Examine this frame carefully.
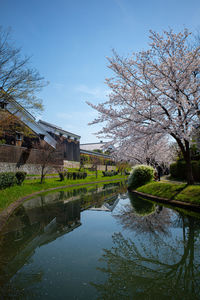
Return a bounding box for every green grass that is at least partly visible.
[136,181,200,204]
[175,185,200,204]
[0,173,127,212]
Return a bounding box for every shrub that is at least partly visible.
[72,172,77,180]
[15,171,27,185]
[0,172,16,189]
[128,165,155,189]
[65,171,87,180]
[58,171,65,181]
[66,172,73,180]
[102,170,118,177]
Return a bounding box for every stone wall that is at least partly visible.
[83,164,116,171]
[63,160,80,169]
[63,161,116,171]
[0,162,60,175]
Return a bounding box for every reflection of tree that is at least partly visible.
[0,270,43,299]
[114,193,172,236]
[92,217,200,300]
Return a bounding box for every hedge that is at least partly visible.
[170,160,200,182]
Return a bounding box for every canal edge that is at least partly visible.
[0,178,126,232]
[132,190,200,212]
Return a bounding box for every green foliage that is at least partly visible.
[15,171,27,185]
[80,153,114,166]
[170,160,200,182]
[0,172,16,189]
[0,139,6,145]
[93,149,103,153]
[102,171,118,177]
[128,165,155,189]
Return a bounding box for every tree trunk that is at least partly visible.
[96,166,98,179]
[184,141,194,185]
[40,166,45,184]
[173,136,194,185]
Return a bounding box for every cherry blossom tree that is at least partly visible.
[112,133,172,167]
[87,29,200,184]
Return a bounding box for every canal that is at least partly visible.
[0,181,199,299]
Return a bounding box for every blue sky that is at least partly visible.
[1,0,200,142]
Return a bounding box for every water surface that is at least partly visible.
[0,182,199,299]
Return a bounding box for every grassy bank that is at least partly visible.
[0,173,127,212]
[136,182,200,204]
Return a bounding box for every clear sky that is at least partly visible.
[1,0,200,143]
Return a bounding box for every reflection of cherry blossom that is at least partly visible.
[92,216,200,299]
[114,203,172,236]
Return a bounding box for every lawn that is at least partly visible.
[136,181,200,205]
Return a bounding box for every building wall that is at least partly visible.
[0,144,63,174]
[63,139,80,162]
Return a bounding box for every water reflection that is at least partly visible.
[1,183,200,299]
[0,181,126,296]
[92,193,200,300]
[114,192,172,236]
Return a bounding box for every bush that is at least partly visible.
[128,165,155,189]
[0,172,16,189]
[58,171,65,181]
[15,171,27,185]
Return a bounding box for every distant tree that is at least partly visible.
[87,29,200,184]
[113,134,172,167]
[0,27,46,125]
[116,160,129,175]
[39,140,62,184]
[90,155,99,179]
